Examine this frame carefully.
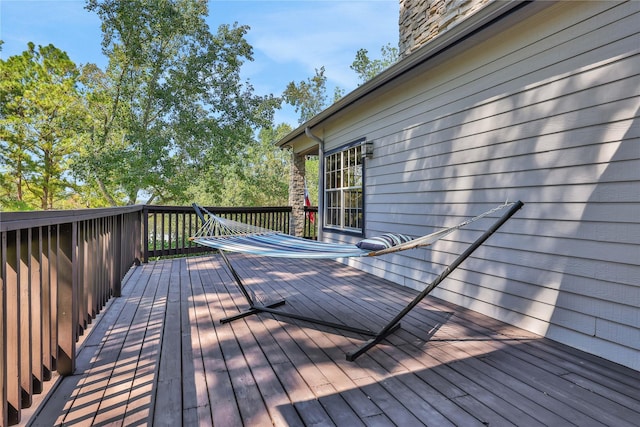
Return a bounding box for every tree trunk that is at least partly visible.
[97,177,119,206]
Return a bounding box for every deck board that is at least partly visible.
[26,253,640,426]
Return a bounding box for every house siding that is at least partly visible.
[322,1,639,370]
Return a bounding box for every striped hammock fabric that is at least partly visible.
[190,201,515,259]
[192,232,369,258]
[190,210,369,258]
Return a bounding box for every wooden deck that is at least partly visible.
[26,254,639,426]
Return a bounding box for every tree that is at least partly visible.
[80,0,280,205]
[186,123,292,206]
[0,43,87,210]
[350,42,398,84]
[283,66,329,125]
[239,124,292,206]
[73,62,130,207]
[283,43,398,127]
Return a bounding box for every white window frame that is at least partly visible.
[323,138,365,234]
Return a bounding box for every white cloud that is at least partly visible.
[225,1,398,92]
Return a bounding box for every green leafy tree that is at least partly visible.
[283,66,329,125]
[74,62,130,207]
[80,0,280,205]
[238,124,292,206]
[283,43,397,127]
[0,43,87,210]
[188,123,292,206]
[350,42,399,84]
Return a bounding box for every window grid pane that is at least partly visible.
[324,143,364,232]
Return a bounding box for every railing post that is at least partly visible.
[57,222,77,376]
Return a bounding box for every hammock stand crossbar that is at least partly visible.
[192,200,524,361]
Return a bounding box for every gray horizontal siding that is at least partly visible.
[326,3,638,146]
[324,1,640,370]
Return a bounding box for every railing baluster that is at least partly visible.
[19,229,32,408]
[90,219,96,317]
[181,212,186,256]
[30,227,43,394]
[41,226,52,381]
[6,230,20,424]
[56,222,77,376]
[160,213,165,258]
[152,213,158,256]
[94,218,101,316]
[168,212,173,256]
[142,208,149,263]
[134,211,142,266]
[103,218,111,305]
[113,215,122,298]
[49,225,58,373]
[1,231,7,427]
[77,222,86,335]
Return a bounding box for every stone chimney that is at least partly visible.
[399,0,490,58]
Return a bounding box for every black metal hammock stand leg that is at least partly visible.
[194,201,524,361]
[347,200,524,360]
[215,248,381,337]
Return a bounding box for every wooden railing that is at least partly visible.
[304,206,318,240]
[143,205,292,261]
[0,204,303,426]
[0,206,143,426]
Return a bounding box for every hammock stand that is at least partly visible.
[191,200,524,361]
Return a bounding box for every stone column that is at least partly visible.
[289,151,306,237]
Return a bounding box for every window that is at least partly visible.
[324,139,364,233]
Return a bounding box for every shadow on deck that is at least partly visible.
[26,254,640,426]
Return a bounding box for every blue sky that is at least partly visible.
[0,0,399,126]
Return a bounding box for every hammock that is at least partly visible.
[191,201,517,259]
[191,200,524,361]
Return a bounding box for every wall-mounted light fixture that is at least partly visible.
[361,140,374,159]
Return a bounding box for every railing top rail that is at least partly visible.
[0,204,293,232]
[0,205,144,232]
[144,205,292,214]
